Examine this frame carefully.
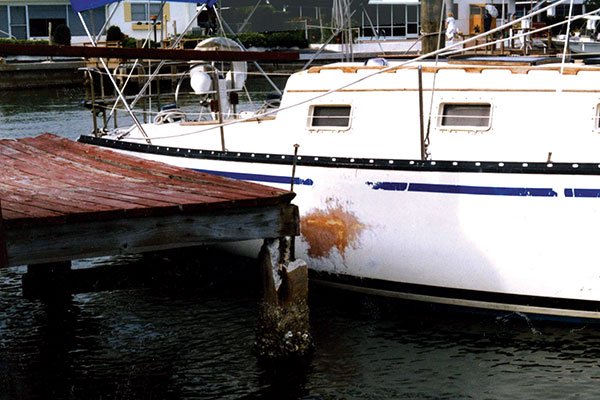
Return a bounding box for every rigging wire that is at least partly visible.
[423,1,447,160]
[561,0,576,74]
[118,1,600,142]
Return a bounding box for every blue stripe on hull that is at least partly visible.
[565,188,600,198]
[194,169,314,186]
[367,181,558,197]
[195,169,598,200]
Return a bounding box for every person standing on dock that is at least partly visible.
[445,12,459,46]
[483,4,498,32]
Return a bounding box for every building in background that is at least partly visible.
[0,1,197,44]
[0,0,593,45]
[0,1,106,41]
[360,0,421,40]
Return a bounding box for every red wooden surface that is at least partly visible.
[0,134,294,228]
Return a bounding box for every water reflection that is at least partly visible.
[2,250,600,399]
[0,87,89,140]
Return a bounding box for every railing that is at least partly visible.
[83,41,122,48]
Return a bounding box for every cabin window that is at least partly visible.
[309,105,352,129]
[439,103,491,129]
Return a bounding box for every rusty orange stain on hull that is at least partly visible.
[300,201,365,259]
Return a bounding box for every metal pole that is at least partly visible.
[78,11,150,142]
[129,5,206,110]
[95,1,121,44]
[561,0,575,74]
[290,144,300,192]
[212,70,226,152]
[418,65,426,161]
[237,0,262,34]
[106,28,154,124]
[301,27,342,71]
[152,15,158,44]
[216,14,283,96]
[84,69,99,135]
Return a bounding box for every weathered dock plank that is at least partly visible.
[0,134,298,267]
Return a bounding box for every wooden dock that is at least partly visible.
[0,133,298,267]
[0,133,311,360]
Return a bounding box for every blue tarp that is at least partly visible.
[70,0,217,13]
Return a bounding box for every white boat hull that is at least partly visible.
[80,136,600,319]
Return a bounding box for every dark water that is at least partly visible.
[0,87,91,140]
[2,88,600,399]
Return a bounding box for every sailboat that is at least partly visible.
[73,0,600,321]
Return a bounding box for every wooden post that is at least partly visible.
[0,200,7,268]
[22,261,72,301]
[421,0,445,55]
[255,237,312,362]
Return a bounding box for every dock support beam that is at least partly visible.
[256,237,312,362]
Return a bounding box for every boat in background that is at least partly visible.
[553,16,600,53]
[74,0,600,321]
[553,34,600,53]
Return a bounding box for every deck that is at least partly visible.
[0,134,298,268]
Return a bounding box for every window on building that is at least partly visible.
[29,5,68,37]
[360,4,419,39]
[68,6,106,37]
[9,6,27,39]
[440,103,491,128]
[552,4,583,17]
[406,5,419,36]
[0,6,8,38]
[309,105,352,128]
[131,3,164,22]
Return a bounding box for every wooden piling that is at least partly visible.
[420,0,444,54]
[0,200,7,269]
[22,261,72,300]
[255,237,312,361]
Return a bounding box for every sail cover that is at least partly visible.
[70,0,217,13]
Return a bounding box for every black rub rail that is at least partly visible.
[79,135,600,176]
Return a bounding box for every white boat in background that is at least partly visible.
[306,40,421,60]
[553,16,600,53]
[73,0,600,321]
[553,34,600,53]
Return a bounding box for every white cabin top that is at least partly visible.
[271,56,600,163]
[115,56,600,164]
